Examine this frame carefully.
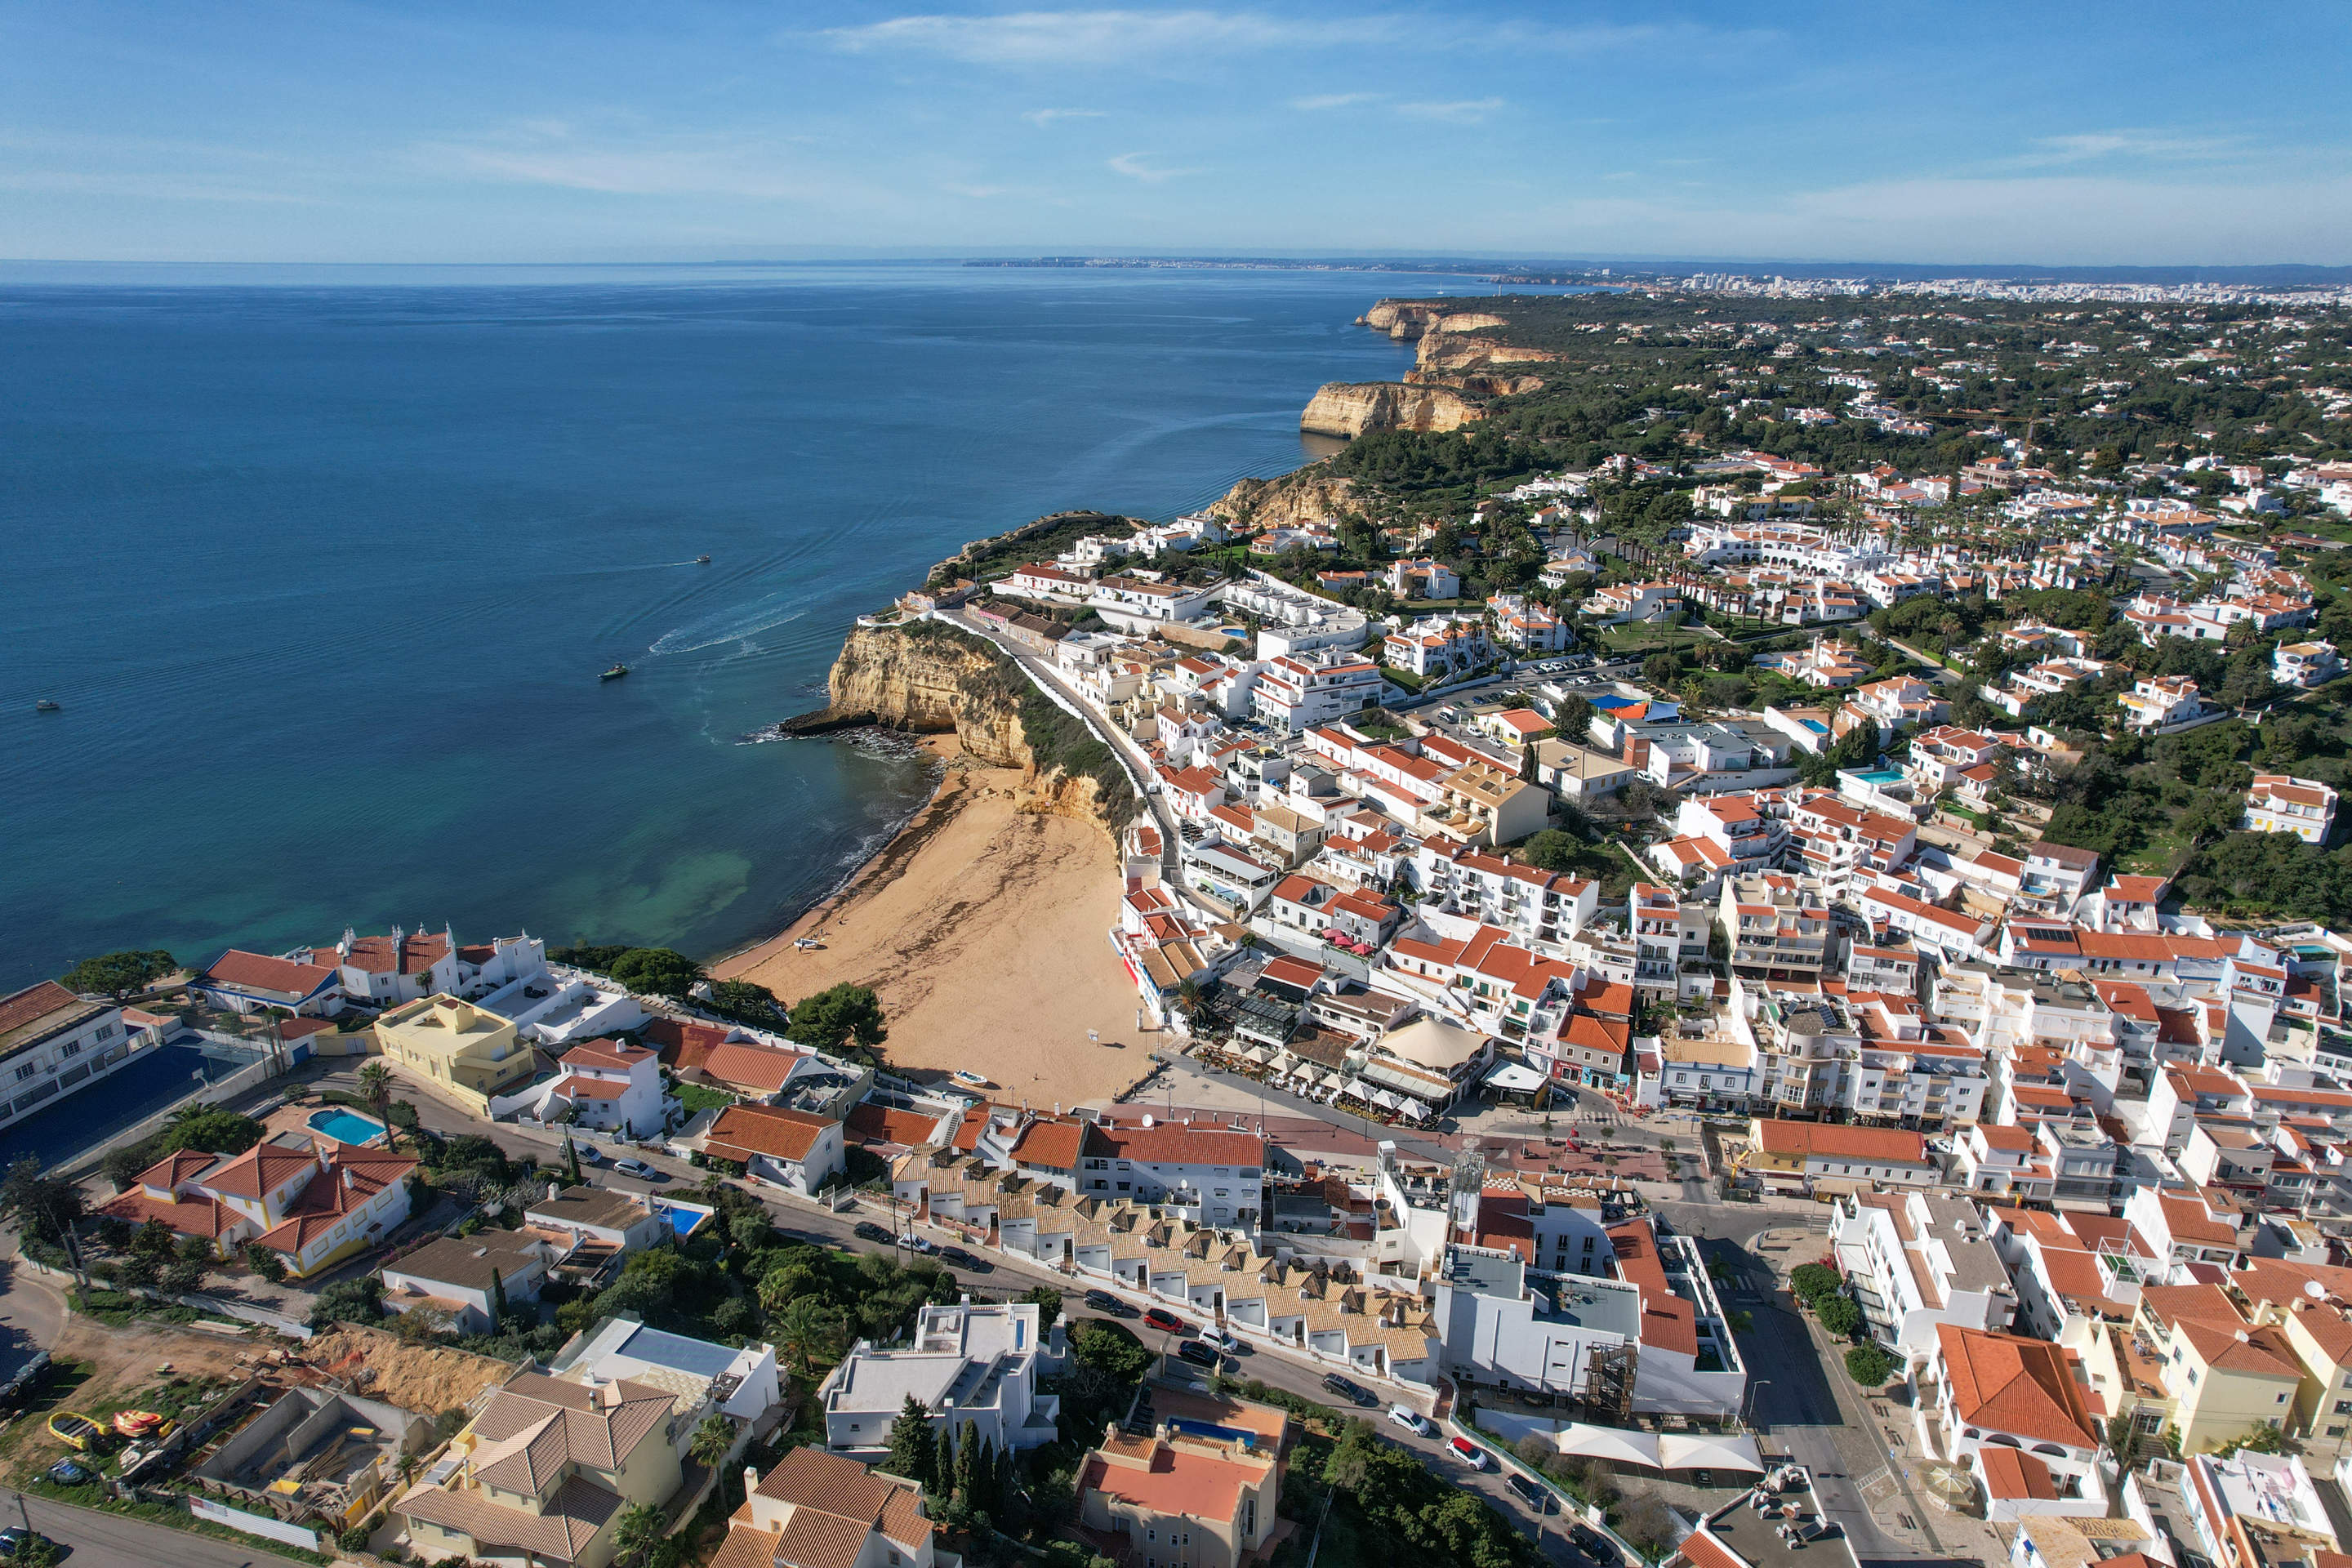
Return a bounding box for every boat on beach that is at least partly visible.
[600,664,630,681]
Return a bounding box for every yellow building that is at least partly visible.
[2230,1258,2352,1456]
[375,995,536,1115]
[2137,1283,2301,1453]
[399,1370,682,1568]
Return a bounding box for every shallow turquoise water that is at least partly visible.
[0,261,1459,987]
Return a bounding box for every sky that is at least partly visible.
[4,2,2350,266]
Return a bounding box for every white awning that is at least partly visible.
[1550,1423,1663,1469]
[1401,1098,1431,1121]
[1370,1088,1401,1111]
[1656,1432,1765,1473]
[1482,1060,1548,1094]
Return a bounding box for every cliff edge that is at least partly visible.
[788,620,1132,839]
[1300,381,1481,438]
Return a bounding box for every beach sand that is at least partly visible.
[715,737,1155,1108]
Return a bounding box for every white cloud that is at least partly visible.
[1108,151,1196,182]
[820,9,1364,65]
[1022,107,1107,126]
[2015,130,2243,167]
[1396,97,1503,123]
[1290,91,1377,111]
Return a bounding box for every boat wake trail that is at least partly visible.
[648,598,807,657]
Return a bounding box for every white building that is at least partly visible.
[1250,648,1383,733]
[1076,1120,1266,1231]
[504,1038,667,1138]
[1830,1192,2017,1362]
[553,1313,782,1428]
[817,1298,1060,1459]
[2245,774,2338,844]
[380,1228,559,1334]
[2274,640,2344,689]
[0,982,142,1133]
[2118,675,2207,732]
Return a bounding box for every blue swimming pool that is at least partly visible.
[1849,768,1908,786]
[307,1107,387,1147]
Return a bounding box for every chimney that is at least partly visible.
[743,1465,759,1496]
[548,1182,562,1201]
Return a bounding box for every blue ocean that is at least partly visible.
[0,261,1468,989]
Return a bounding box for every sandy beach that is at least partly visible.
[715,737,1156,1108]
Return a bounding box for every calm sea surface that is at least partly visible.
[0,261,1483,989]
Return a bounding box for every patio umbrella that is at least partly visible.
[1401,1098,1431,1121]
[1370,1089,1401,1111]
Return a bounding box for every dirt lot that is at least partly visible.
[0,1315,261,1483]
[302,1325,514,1415]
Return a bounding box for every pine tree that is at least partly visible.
[885,1396,935,1489]
[953,1419,981,1503]
[490,1267,508,1324]
[1519,742,1538,783]
[933,1423,956,1501]
[564,1137,582,1186]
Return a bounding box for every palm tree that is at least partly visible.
[689,1411,737,1470]
[610,1503,666,1568]
[356,1061,395,1139]
[777,1295,844,1375]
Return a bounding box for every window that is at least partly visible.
[96,1022,117,1040]
[11,1064,35,1083]
[58,1041,78,1059]
[2278,1392,2292,1405]
[1583,1236,1595,1253]
[2333,1401,2352,1416]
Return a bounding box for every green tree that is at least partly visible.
[608,948,704,998]
[707,979,784,1025]
[357,1060,395,1126]
[1816,1294,1863,1338]
[1788,1262,1842,1302]
[160,1107,265,1156]
[690,1410,737,1469]
[244,1241,287,1282]
[0,1156,84,1249]
[1020,1284,1063,1332]
[59,950,177,1000]
[609,1502,667,1568]
[777,1294,844,1374]
[954,1418,982,1503]
[1846,1343,1897,1384]
[309,1275,384,1330]
[933,1423,956,1500]
[564,1137,584,1187]
[784,984,889,1053]
[885,1395,936,1487]
[491,1267,509,1322]
[1520,829,1583,874]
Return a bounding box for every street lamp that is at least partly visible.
[1741,1379,1773,1432]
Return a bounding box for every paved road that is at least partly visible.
[0,1258,66,1386]
[7,1492,308,1568]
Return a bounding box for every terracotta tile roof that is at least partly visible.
[96,1187,238,1240]
[1979,1445,2058,1500]
[641,1013,739,1062]
[0,982,88,1039]
[1752,1119,1928,1165]
[398,1470,621,1564]
[323,931,450,977]
[201,1141,320,1200]
[1085,1121,1264,1168]
[692,1041,809,1095]
[1010,1119,1085,1171]
[706,1103,833,1165]
[844,1103,942,1148]
[753,1446,934,1552]
[1934,1324,2097,1449]
[1079,1440,1272,1526]
[559,1039,655,1074]
[198,951,338,996]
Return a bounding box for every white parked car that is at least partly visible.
[898,1233,938,1254]
[1199,1327,1240,1354]
[1386,1404,1435,1437]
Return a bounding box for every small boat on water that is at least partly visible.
[695,555,711,564]
[34,699,60,712]
[600,664,630,682]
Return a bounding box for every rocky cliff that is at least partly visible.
[1210,469,1361,527]
[1405,370,1548,396]
[1300,381,1481,438]
[788,621,1129,839]
[796,621,1032,768]
[1415,332,1555,375]
[1357,301,1509,341]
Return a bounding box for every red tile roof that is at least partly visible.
[1935,1325,2097,1449]
[199,951,338,997]
[0,982,84,1037]
[1085,1121,1264,1168]
[1753,1119,1928,1165]
[706,1104,833,1165]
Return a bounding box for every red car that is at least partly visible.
[1143,1307,1187,1334]
[1450,1437,1491,1470]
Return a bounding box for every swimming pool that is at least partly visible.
[1848,768,1909,786]
[307,1107,388,1147]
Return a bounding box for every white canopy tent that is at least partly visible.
[1655,1432,1765,1473]
[1548,1423,1663,1469]
[1481,1060,1548,1094]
